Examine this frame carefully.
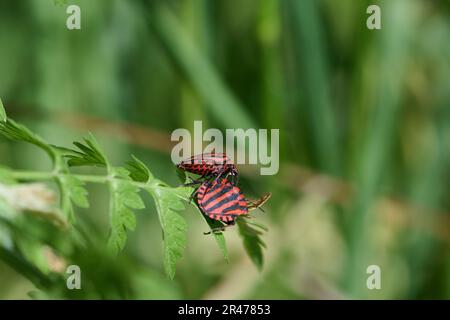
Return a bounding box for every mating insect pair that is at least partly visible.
[177,153,270,234]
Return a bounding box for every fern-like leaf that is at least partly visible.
[172,186,229,262]
[149,186,187,279]
[62,175,89,209]
[0,119,55,159]
[65,134,108,167]
[0,103,239,277]
[125,156,192,274]
[126,155,154,183]
[48,147,90,221]
[237,218,267,271]
[107,167,145,253]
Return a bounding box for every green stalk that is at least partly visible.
[0,245,55,289]
[284,0,340,174]
[11,170,106,184]
[147,2,256,129]
[342,0,414,297]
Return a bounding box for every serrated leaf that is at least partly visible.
[175,186,229,262]
[237,218,267,271]
[245,220,269,232]
[149,186,187,279]
[0,98,6,122]
[126,155,153,183]
[107,168,144,253]
[0,119,54,158]
[45,145,91,221]
[65,134,108,167]
[60,175,89,209]
[172,186,194,201]
[123,191,145,210]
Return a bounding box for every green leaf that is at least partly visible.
[46,145,90,221]
[237,218,267,271]
[61,175,89,208]
[107,168,145,253]
[126,155,153,183]
[65,134,108,167]
[149,186,187,279]
[0,118,91,222]
[175,167,186,184]
[241,218,269,232]
[173,186,229,262]
[202,215,229,263]
[0,119,55,159]
[0,98,6,122]
[171,186,193,201]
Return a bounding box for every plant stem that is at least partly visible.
[0,245,55,289]
[10,170,167,191]
[11,170,106,184]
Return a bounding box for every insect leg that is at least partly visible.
[182,180,203,187]
[212,168,232,185]
[203,220,235,235]
[190,188,200,204]
[180,174,207,187]
[247,200,266,213]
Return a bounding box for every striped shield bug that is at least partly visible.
[176,153,238,185]
[196,178,248,228]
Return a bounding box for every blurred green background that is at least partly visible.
[1,0,450,299]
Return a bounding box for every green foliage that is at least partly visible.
[0,98,6,122]
[172,180,229,262]
[56,175,89,222]
[0,104,267,285]
[150,186,188,279]
[108,167,145,253]
[1,0,449,299]
[65,134,108,168]
[126,155,154,183]
[0,118,55,158]
[202,216,229,263]
[237,217,267,271]
[175,167,187,184]
[60,175,89,209]
[148,3,256,130]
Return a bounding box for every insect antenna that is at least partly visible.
[247,193,272,212]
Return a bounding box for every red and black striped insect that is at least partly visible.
[177,153,238,185]
[194,179,271,234]
[196,177,248,224]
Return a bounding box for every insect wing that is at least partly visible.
[198,179,247,222]
[177,153,232,176]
